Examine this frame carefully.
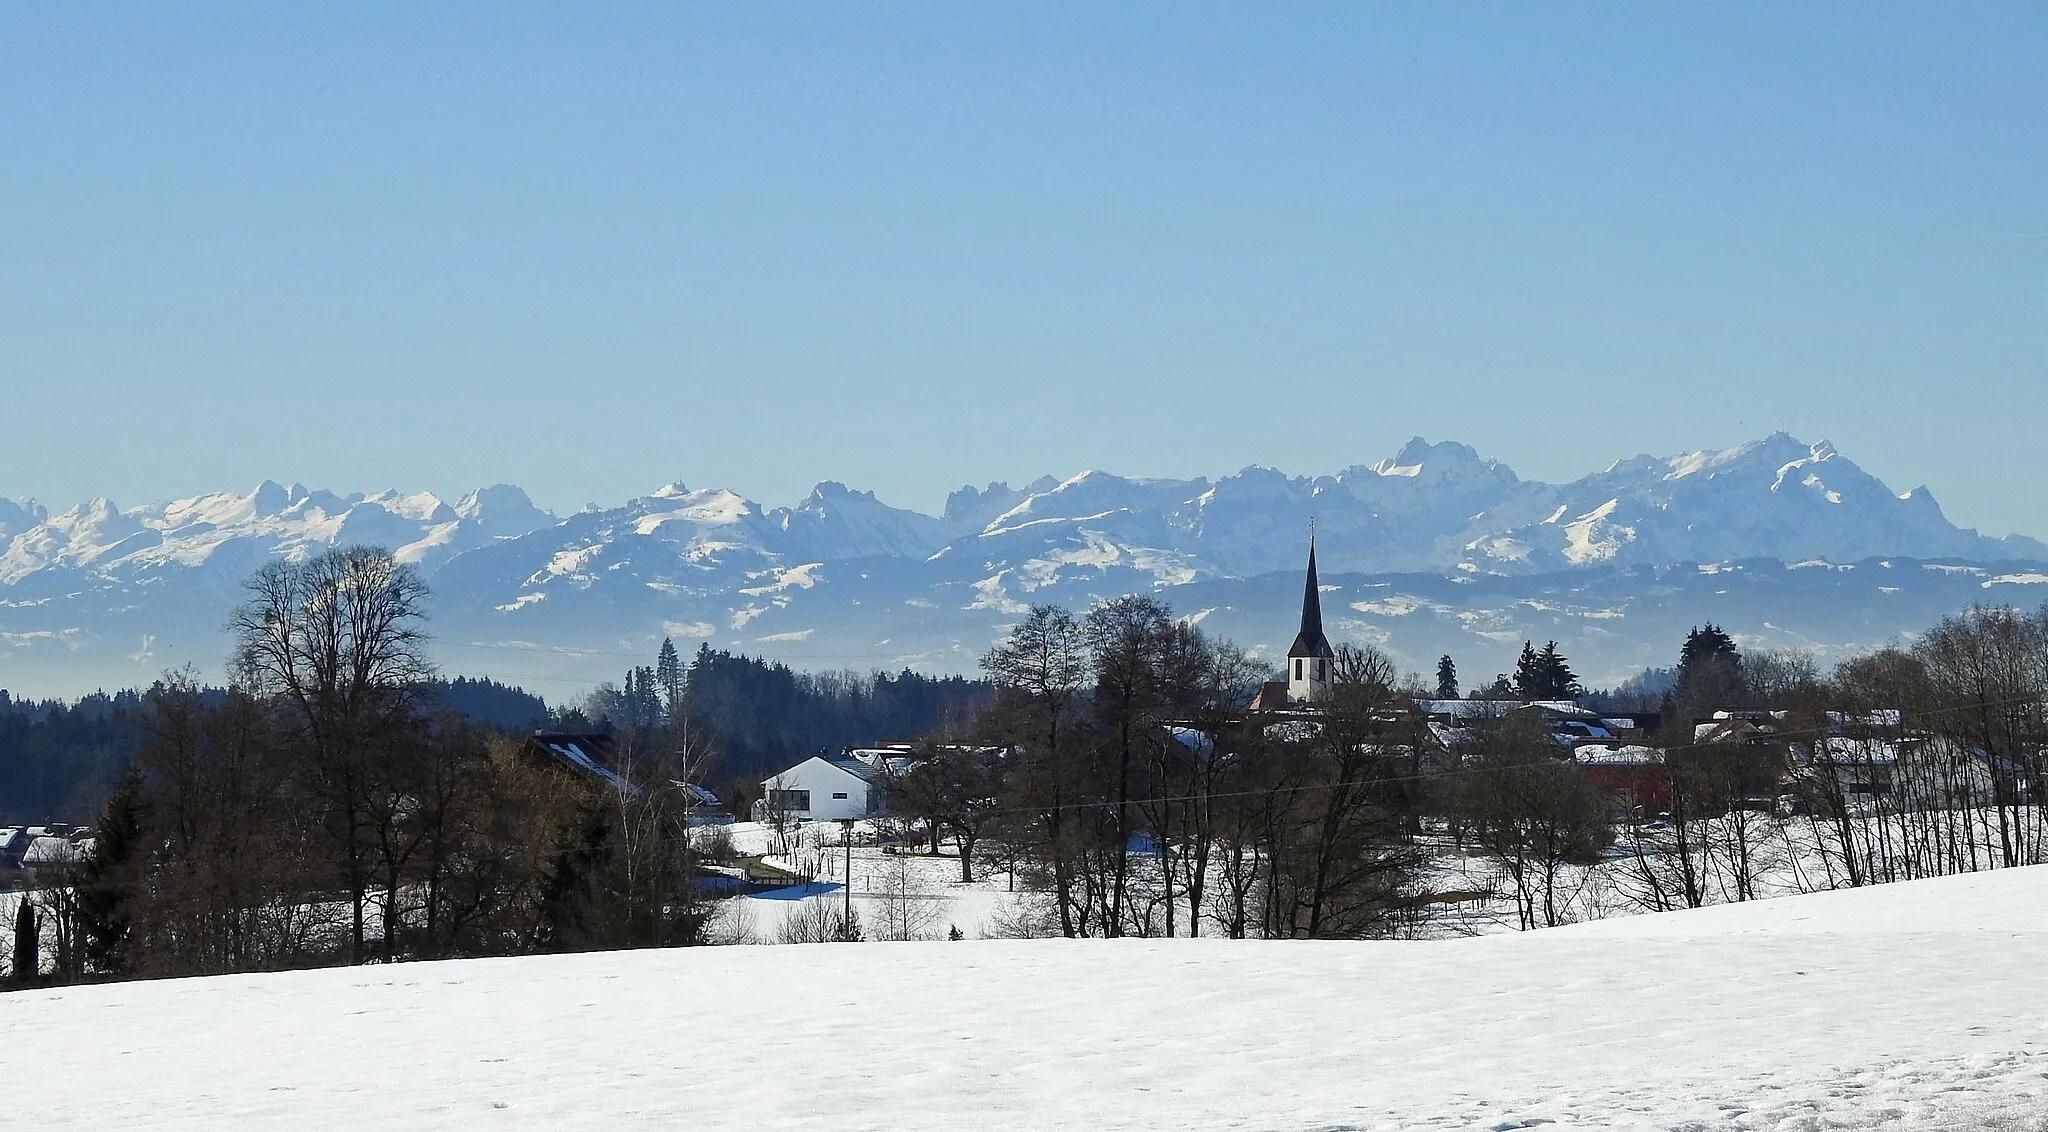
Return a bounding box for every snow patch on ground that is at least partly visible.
[740,562,823,596]
[967,573,1031,615]
[1352,594,1426,616]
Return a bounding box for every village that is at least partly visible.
[476,543,2043,943]
[8,541,2037,950]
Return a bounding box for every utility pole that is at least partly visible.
[839,818,854,925]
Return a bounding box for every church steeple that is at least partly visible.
[1287,535,1335,704]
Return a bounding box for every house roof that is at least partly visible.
[1575,744,1666,767]
[1808,736,1909,766]
[1248,681,1292,713]
[528,732,632,792]
[820,753,882,782]
[23,835,86,865]
[1416,699,1592,720]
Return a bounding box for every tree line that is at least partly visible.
[575,643,992,805]
[12,542,2048,985]
[8,548,728,986]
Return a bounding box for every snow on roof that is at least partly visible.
[1825,708,1906,729]
[1428,722,1474,749]
[1574,744,1665,766]
[22,835,85,865]
[1417,699,1597,722]
[1811,736,1907,765]
[541,738,631,792]
[1416,699,1519,719]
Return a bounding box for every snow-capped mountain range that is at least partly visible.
[7,434,2047,698]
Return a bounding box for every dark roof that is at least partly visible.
[1248,680,1292,713]
[527,732,632,792]
[820,753,882,782]
[1287,538,1336,659]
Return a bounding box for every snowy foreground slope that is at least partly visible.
[14,869,2048,1132]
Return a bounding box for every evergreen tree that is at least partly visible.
[1671,624,1743,720]
[1513,640,1581,700]
[655,637,683,721]
[537,806,612,953]
[1513,642,1543,700]
[11,896,37,985]
[1535,642,1580,700]
[76,766,145,976]
[1435,655,1459,700]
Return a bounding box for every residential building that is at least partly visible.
[756,752,892,823]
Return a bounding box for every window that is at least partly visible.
[769,789,811,812]
[1294,658,1303,680]
[831,792,849,800]
[1315,659,1325,681]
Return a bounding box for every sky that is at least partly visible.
[3,4,2044,534]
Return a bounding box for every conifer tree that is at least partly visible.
[1535,642,1581,700]
[1513,642,1542,700]
[11,896,37,985]
[655,637,683,721]
[1435,655,1459,700]
[76,766,145,976]
[1672,624,1742,719]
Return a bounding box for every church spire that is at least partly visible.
[1287,535,1334,660]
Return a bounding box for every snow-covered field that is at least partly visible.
[10,865,2048,1130]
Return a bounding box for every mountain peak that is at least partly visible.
[1358,437,1515,486]
[800,481,880,506]
[251,480,292,515]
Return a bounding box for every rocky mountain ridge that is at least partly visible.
[5,435,2043,696]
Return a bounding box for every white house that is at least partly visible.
[1802,734,2011,812]
[757,752,893,823]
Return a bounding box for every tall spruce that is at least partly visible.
[75,766,146,976]
[11,896,37,985]
[1435,655,1459,700]
[1536,642,1580,700]
[1671,625,1743,720]
[655,637,683,722]
[1512,642,1543,699]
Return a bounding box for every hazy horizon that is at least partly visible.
[4,5,2044,535]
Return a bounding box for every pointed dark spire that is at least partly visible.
[1288,536,1335,659]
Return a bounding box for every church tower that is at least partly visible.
[1287,536,1336,704]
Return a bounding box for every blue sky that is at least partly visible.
[4,4,2043,532]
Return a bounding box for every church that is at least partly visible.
[1250,537,1337,712]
